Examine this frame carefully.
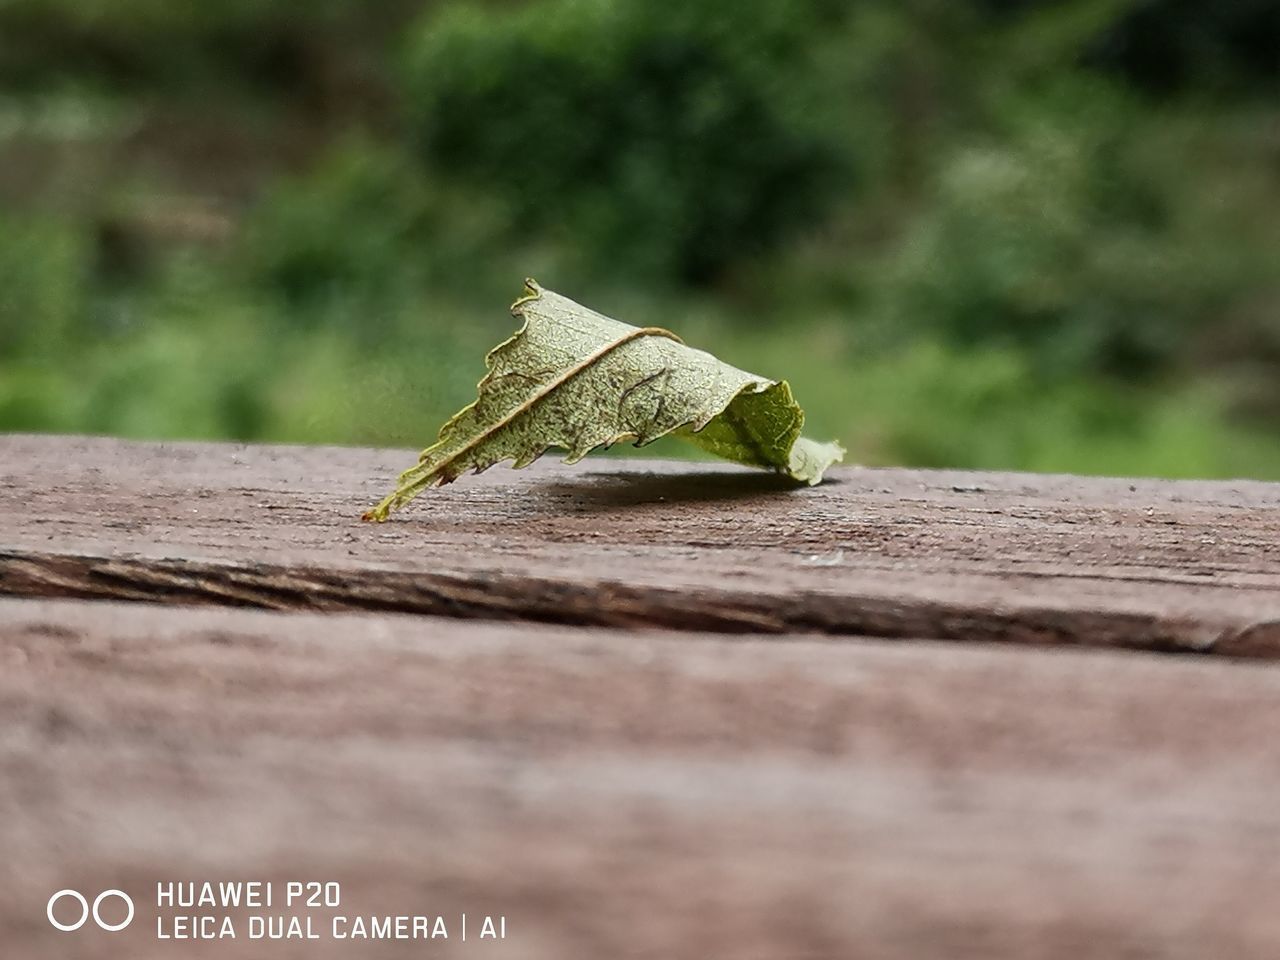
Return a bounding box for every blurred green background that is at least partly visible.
[2,0,1278,477]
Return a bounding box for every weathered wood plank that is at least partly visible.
[2,434,1279,655]
[3,598,1280,959]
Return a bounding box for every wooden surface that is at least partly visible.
[2,434,1280,958]
[4,598,1280,959]
[2,434,1279,656]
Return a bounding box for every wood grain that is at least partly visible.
[4,597,1280,959]
[2,435,1279,655]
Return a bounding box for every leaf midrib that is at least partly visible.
[425,322,684,479]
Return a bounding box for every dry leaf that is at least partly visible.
[363,279,843,520]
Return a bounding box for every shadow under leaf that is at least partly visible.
[542,469,838,512]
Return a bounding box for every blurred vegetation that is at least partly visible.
[1,0,1278,478]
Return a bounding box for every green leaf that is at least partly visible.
[363,279,843,521]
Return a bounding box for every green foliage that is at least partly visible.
[402,0,853,281]
[242,144,435,311]
[0,212,87,356]
[239,140,518,317]
[0,0,1277,480]
[872,74,1280,397]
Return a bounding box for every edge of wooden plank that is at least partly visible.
[2,435,1279,659]
[4,548,1279,657]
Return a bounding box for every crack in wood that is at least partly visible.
[3,549,1275,658]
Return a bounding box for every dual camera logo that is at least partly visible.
[47,889,135,932]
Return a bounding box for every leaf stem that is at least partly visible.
[361,462,438,522]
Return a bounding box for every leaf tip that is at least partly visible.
[510,277,543,316]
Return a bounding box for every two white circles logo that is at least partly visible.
[47,889,134,932]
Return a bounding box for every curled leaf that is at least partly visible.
[363,279,843,521]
